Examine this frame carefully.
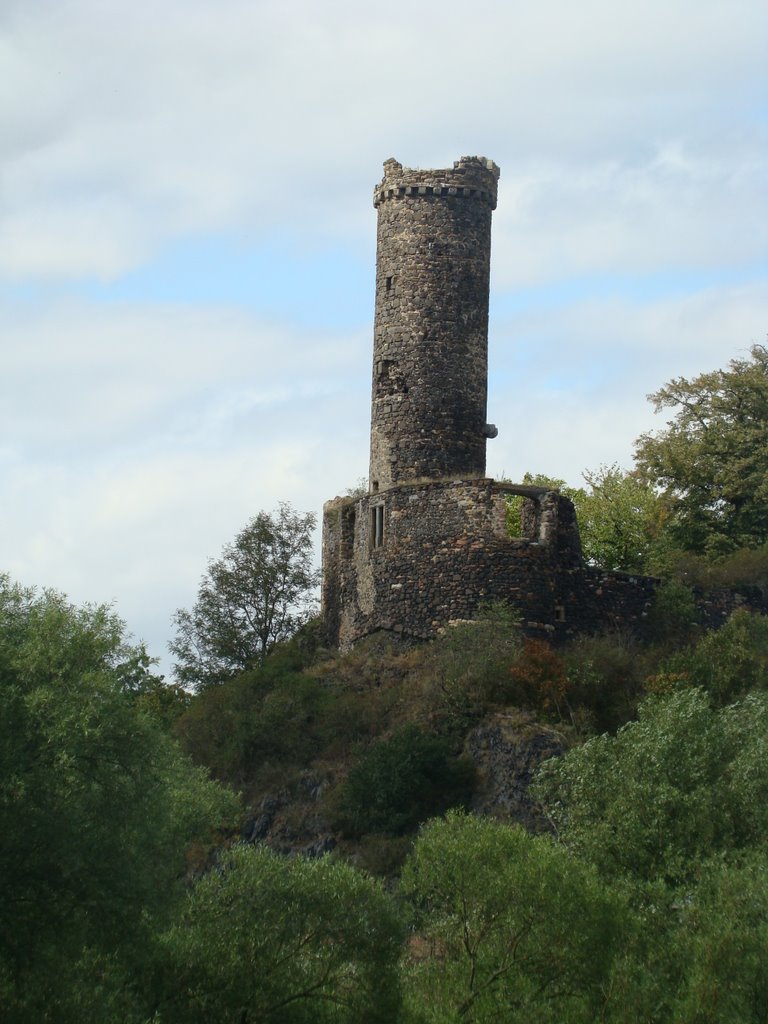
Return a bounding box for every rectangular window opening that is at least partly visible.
[371,505,385,549]
[385,276,393,292]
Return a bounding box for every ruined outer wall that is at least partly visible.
[369,157,500,492]
[322,481,659,650]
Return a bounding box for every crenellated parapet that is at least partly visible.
[373,156,500,209]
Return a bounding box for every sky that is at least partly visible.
[2,0,767,676]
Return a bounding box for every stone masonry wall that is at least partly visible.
[322,480,661,650]
[369,157,500,492]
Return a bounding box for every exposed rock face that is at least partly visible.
[464,711,565,832]
[241,771,337,859]
[238,716,565,863]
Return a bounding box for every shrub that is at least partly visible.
[564,631,649,734]
[420,602,522,728]
[507,638,570,718]
[174,665,326,785]
[644,580,699,646]
[159,843,405,1024]
[661,609,768,705]
[339,725,475,836]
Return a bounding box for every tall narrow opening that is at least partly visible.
[371,505,384,549]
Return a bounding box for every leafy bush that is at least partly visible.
[564,630,650,733]
[644,579,699,646]
[339,725,474,836]
[661,609,768,705]
[158,843,405,1024]
[174,662,327,786]
[507,638,570,718]
[535,688,768,889]
[420,602,522,728]
[400,810,627,1023]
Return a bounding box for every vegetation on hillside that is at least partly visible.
[4,347,768,1020]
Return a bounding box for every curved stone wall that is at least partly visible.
[369,157,500,492]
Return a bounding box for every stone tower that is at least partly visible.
[369,156,500,493]
[322,156,660,653]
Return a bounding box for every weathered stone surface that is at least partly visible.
[465,711,565,832]
[369,157,499,492]
[241,772,337,859]
[322,474,662,649]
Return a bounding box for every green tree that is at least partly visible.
[660,608,768,704]
[506,469,663,573]
[0,575,236,1022]
[669,852,768,1024]
[634,344,768,556]
[158,843,405,1024]
[171,503,320,689]
[534,687,768,890]
[575,464,664,573]
[400,810,626,1023]
[533,687,768,1021]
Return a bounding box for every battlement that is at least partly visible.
[374,156,500,209]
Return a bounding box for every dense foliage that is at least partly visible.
[635,344,768,556]
[401,810,626,1022]
[340,725,474,835]
[5,348,768,1019]
[5,566,768,1021]
[171,503,319,689]
[0,575,237,1022]
[507,468,664,574]
[158,844,404,1023]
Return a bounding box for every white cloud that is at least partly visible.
[1,0,766,671]
[1,293,371,668]
[493,144,768,287]
[1,300,367,453]
[1,0,765,280]
[488,278,768,481]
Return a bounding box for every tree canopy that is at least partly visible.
[171,503,320,689]
[635,344,768,556]
[533,683,768,1022]
[400,810,626,1023]
[158,843,404,1024]
[0,575,236,1022]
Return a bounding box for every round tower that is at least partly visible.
[368,156,500,493]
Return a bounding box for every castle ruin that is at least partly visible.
[322,156,659,650]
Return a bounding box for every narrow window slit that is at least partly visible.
[371,505,385,548]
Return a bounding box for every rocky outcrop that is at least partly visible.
[240,770,337,859]
[237,713,566,864]
[464,711,565,832]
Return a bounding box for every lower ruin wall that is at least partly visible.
[321,478,768,650]
[322,479,648,650]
